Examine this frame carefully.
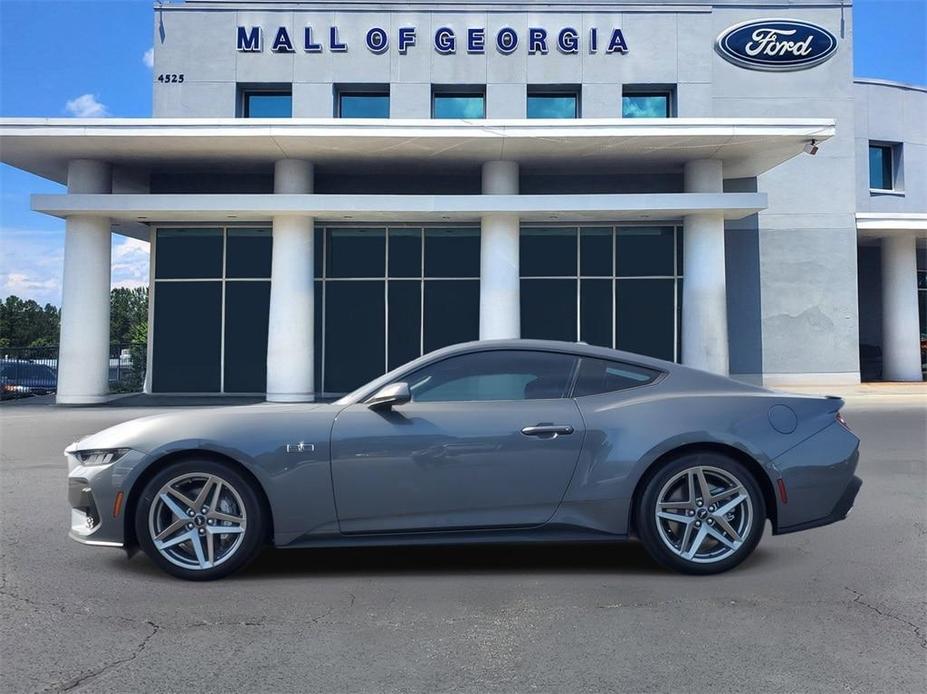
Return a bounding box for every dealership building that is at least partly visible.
[0,0,924,403]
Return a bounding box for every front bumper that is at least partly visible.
[66,448,146,548]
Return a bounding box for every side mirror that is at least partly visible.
[366,382,411,410]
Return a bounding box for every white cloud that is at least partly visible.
[142,47,154,69]
[111,236,150,290]
[64,93,108,118]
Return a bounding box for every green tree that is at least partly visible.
[110,287,149,344]
[0,296,60,347]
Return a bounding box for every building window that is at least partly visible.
[869,143,898,191]
[152,227,273,393]
[337,87,390,118]
[519,225,683,362]
[527,88,579,118]
[239,87,292,118]
[319,226,481,395]
[432,87,485,119]
[622,87,673,118]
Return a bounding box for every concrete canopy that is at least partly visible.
[0,117,835,182]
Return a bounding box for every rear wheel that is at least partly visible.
[636,453,766,574]
[135,460,266,580]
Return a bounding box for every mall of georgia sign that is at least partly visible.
[715,18,838,71]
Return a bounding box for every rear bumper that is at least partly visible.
[771,421,861,535]
[775,475,861,535]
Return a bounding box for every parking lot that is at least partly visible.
[1,395,925,693]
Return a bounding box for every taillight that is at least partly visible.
[836,411,851,432]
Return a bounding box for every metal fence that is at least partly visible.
[0,344,146,396]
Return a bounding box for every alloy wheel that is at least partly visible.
[148,473,248,571]
[654,465,754,563]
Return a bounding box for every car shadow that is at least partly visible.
[111,540,779,581]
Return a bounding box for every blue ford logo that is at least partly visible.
[715,18,838,71]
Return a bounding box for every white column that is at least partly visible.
[480,161,520,340]
[881,235,921,381]
[267,160,315,402]
[682,159,729,375]
[57,160,112,404]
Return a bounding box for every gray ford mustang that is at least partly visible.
[66,339,861,580]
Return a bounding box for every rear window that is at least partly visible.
[571,358,660,397]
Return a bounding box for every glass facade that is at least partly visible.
[153,227,272,393]
[622,92,671,118]
[432,92,485,119]
[317,226,481,394]
[339,92,390,118]
[241,90,292,118]
[151,223,682,395]
[868,144,894,190]
[527,93,578,118]
[520,225,683,362]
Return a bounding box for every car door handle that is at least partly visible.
[521,424,574,438]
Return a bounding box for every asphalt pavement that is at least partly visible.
[1,395,925,693]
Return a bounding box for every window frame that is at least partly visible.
[238,85,293,118]
[336,86,391,118]
[431,86,487,119]
[391,348,581,404]
[868,142,902,193]
[621,87,674,118]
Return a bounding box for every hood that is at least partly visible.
[68,402,334,454]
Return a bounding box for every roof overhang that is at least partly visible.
[0,118,835,182]
[32,191,767,224]
[856,213,927,243]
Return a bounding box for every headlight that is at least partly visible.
[74,449,131,466]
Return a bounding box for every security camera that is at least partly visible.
[803,140,819,156]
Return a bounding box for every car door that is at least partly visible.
[330,349,586,534]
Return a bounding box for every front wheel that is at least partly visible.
[636,454,766,575]
[135,460,266,580]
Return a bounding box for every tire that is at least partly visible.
[135,459,266,581]
[636,453,766,575]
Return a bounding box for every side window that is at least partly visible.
[406,350,576,403]
[572,357,660,397]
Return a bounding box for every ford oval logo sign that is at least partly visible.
[715,18,838,71]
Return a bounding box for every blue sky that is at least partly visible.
[1,0,925,306]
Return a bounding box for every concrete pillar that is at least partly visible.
[880,235,921,381]
[682,159,729,375]
[267,160,316,401]
[480,161,520,340]
[57,160,112,404]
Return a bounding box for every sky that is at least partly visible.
[1,0,925,307]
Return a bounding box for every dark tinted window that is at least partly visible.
[153,282,221,392]
[572,357,660,397]
[424,228,479,277]
[580,227,612,276]
[615,227,675,277]
[388,228,422,277]
[407,350,576,402]
[616,278,675,360]
[580,279,612,347]
[388,280,421,369]
[521,279,577,341]
[324,281,385,392]
[521,227,577,276]
[155,228,223,279]
[226,228,272,278]
[423,280,479,352]
[326,228,385,278]
[223,281,270,392]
